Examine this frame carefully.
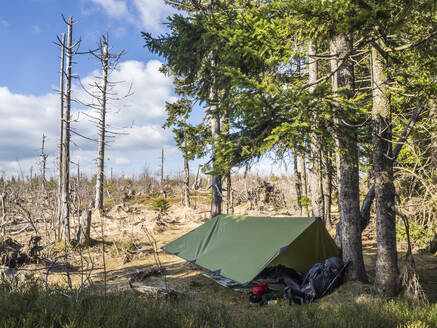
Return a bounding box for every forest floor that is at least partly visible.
[4,194,437,306]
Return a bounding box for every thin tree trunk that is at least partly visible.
[57,32,65,239]
[308,39,324,219]
[193,165,201,190]
[183,152,190,208]
[61,19,73,242]
[322,148,333,229]
[95,42,109,212]
[371,45,399,296]
[40,133,47,191]
[1,192,6,237]
[300,153,309,215]
[331,34,367,282]
[293,151,303,215]
[160,148,164,186]
[225,172,232,213]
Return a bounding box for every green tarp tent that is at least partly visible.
[163,215,340,285]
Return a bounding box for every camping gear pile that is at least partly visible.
[163,215,347,305]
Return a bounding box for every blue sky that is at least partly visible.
[0,0,283,180]
[0,0,190,179]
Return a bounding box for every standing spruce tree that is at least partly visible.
[143,0,436,296]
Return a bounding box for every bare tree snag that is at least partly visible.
[1,192,6,237]
[76,208,91,247]
[183,146,190,208]
[331,34,367,282]
[40,134,48,190]
[371,44,399,296]
[193,164,201,190]
[160,148,165,187]
[57,32,66,239]
[86,35,127,212]
[60,17,74,242]
[94,40,109,212]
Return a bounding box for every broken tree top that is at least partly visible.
[162,215,340,285]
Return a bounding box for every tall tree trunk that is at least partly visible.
[95,42,109,212]
[210,107,222,217]
[293,150,303,215]
[60,18,73,242]
[308,39,324,219]
[371,45,399,296]
[57,32,65,239]
[322,149,333,229]
[331,34,367,282]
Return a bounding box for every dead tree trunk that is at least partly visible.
[95,41,109,212]
[371,45,399,296]
[76,208,91,247]
[1,192,6,237]
[160,148,165,187]
[60,18,74,242]
[331,33,367,282]
[308,39,324,220]
[57,32,65,239]
[193,165,201,190]
[40,133,48,191]
[293,150,303,215]
[183,149,190,208]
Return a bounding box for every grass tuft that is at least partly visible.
[0,282,436,328]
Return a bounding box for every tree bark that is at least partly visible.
[360,100,425,232]
[210,109,222,217]
[57,32,65,239]
[371,45,399,296]
[322,148,333,229]
[308,39,324,220]
[299,152,310,215]
[331,34,367,282]
[76,208,91,247]
[95,42,109,212]
[210,83,222,217]
[40,133,47,191]
[183,151,190,208]
[60,19,73,242]
[293,150,303,215]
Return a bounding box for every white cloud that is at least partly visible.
[88,0,176,33]
[89,0,132,20]
[132,0,176,33]
[0,59,177,178]
[31,25,41,34]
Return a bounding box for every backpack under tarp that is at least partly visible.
[284,257,349,304]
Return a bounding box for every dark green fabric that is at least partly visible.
[162,215,340,284]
